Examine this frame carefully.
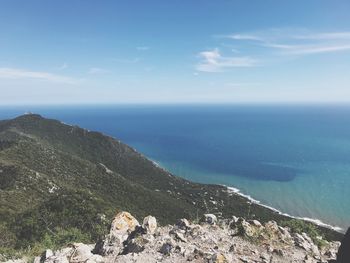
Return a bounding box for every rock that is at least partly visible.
[21,210,342,263]
[272,248,284,257]
[176,218,190,230]
[231,216,239,223]
[324,249,337,259]
[294,233,318,253]
[44,255,69,263]
[260,253,270,261]
[110,211,140,234]
[69,243,103,263]
[310,243,320,255]
[142,215,157,234]
[209,253,228,263]
[236,218,255,237]
[188,224,203,238]
[302,232,313,243]
[41,249,54,261]
[123,236,148,254]
[278,226,292,242]
[201,214,217,225]
[175,232,187,242]
[264,221,279,232]
[93,211,140,256]
[159,242,172,255]
[249,219,262,227]
[239,256,249,263]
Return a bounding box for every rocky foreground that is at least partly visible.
[6,211,346,263]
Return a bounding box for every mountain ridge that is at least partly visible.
[0,114,343,256]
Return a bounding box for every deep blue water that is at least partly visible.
[0,105,349,230]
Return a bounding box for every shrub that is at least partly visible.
[281,219,327,247]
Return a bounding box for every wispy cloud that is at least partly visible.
[0,67,78,84]
[136,46,150,51]
[293,32,350,40]
[224,29,350,56]
[264,43,350,55]
[88,67,109,74]
[227,34,264,41]
[196,48,258,72]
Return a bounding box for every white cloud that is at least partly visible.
[196,49,258,72]
[136,46,150,51]
[264,43,350,55]
[226,29,350,56]
[88,67,109,74]
[0,67,78,84]
[227,34,264,41]
[293,32,350,40]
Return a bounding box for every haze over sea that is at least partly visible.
[1,104,349,231]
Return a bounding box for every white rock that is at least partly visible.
[142,215,157,234]
[249,220,262,227]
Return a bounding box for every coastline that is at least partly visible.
[149,158,344,234]
[225,185,344,233]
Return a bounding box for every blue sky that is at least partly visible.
[1,0,350,104]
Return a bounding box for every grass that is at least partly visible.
[281,219,328,248]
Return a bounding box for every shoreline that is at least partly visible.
[149,158,345,233]
[225,185,344,233]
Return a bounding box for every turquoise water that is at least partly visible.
[0,105,349,231]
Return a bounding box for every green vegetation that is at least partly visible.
[281,219,328,247]
[0,114,343,258]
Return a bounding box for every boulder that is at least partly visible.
[69,243,104,263]
[110,211,140,234]
[202,214,217,225]
[93,211,140,256]
[142,215,157,234]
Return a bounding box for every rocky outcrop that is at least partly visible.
[14,211,341,263]
[93,211,140,256]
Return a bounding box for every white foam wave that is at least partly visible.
[225,186,343,232]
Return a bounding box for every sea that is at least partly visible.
[0,104,349,232]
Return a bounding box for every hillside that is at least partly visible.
[0,114,343,255]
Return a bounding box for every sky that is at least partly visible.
[1,0,350,105]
